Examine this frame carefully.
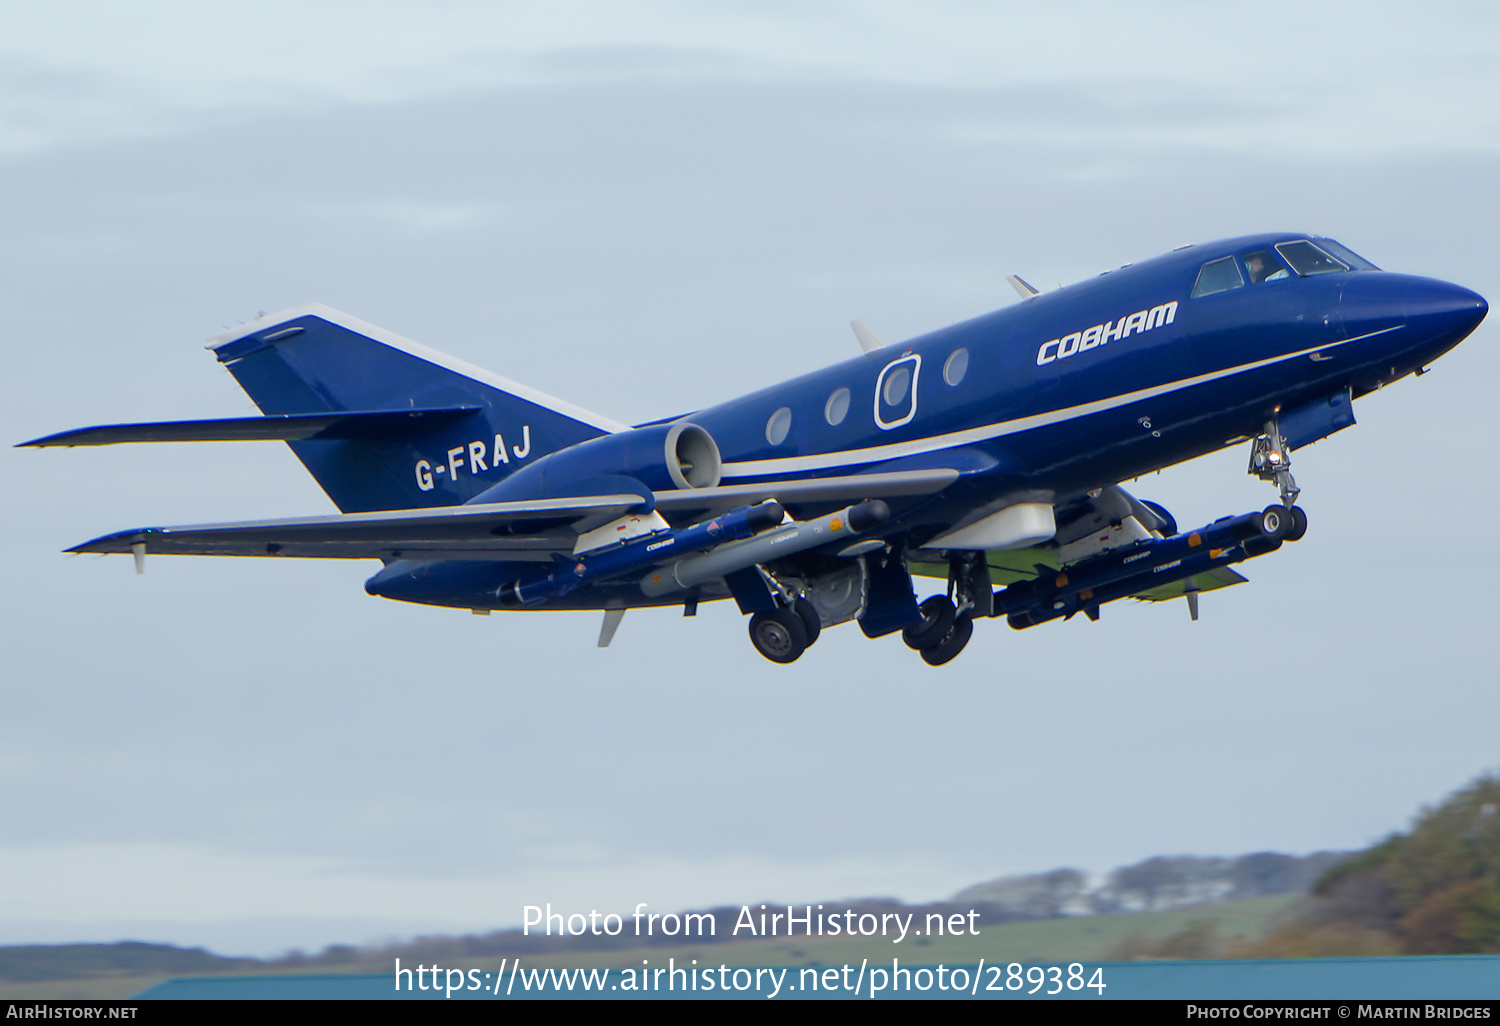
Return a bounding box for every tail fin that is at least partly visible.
[209,304,624,513]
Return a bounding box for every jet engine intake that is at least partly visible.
[664,422,721,489]
[469,421,722,506]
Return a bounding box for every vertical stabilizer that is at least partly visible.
[209,304,625,513]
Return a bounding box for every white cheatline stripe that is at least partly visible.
[206,303,631,434]
[720,326,1403,478]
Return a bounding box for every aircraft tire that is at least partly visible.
[1258,505,1292,541]
[749,609,808,664]
[793,598,822,647]
[903,595,956,650]
[1285,505,1309,542]
[920,613,974,667]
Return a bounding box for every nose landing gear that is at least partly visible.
[1249,418,1302,508]
[1248,417,1310,546]
[1255,503,1308,543]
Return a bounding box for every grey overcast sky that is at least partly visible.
[2,2,1498,956]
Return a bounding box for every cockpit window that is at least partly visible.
[1241,249,1290,284]
[1276,240,1350,276]
[1191,256,1244,297]
[1312,238,1379,270]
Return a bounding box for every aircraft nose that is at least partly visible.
[1405,278,1487,341]
[1342,273,1487,351]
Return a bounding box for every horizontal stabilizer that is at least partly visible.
[18,408,481,447]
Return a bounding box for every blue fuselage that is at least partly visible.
[368,232,1487,610]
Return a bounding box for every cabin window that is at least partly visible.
[1276,240,1350,276]
[943,348,969,386]
[765,407,792,445]
[824,387,850,425]
[874,354,920,430]
[882,366,911,406]
[1242,249,1291,284]
[1191,256,1244,297]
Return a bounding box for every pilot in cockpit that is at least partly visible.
[1243,250,1289,284]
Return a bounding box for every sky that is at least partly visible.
[2,2,1498,957]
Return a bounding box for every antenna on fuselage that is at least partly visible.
[850,319,885,353]
[1007,275,1040,299]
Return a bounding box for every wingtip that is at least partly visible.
[65,528,151,555]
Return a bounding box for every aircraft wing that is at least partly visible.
[1128,565,1248,601]
[654,468,958,518]
[65,468,959,562]
[910,482,1250,598]
[968,529,1247,601]
[67,495,646,562]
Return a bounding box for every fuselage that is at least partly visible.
[689,233,1481,512]
[368,232,1487,611]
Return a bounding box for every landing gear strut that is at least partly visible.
[1249,418,1301,508]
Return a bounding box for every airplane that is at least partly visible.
[20,233,1487,666]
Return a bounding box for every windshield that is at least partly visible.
[1313,238,1380,270]
[1191,256,1245,297]
[1276,240,1350,276]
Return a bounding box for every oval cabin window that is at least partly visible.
[943,348,969,386]
[825,387,850,425]
[765,407,792,445]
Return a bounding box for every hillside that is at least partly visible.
[1240,774,1500,957]
[7,774,1497,998]
[0,896,1300,1000]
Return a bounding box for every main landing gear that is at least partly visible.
[747,597,821,664]
[903,552,990,667]
[902,595,973,666]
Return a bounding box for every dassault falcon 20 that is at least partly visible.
[21,234,1487,665]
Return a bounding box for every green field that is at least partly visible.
[0,896,1298,999]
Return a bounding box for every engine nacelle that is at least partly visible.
[471,422,721,505]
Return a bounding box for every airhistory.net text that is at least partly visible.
[522,903,982,943]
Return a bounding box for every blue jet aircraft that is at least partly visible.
[22,234,1487,665]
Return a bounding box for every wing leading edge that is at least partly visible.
[65,468,960,563]
[68,495,644,562]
